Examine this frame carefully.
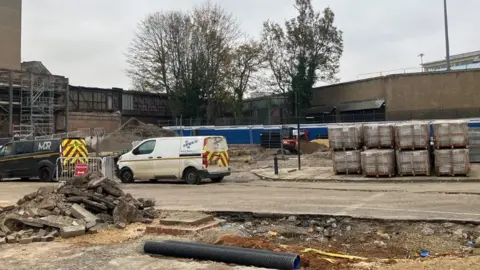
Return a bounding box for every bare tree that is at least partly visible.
[126,1,242,122]
[226,40,265,118]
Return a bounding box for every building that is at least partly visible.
[0,0,21,70]
[422,50,480,72]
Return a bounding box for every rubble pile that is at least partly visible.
[0,173,158,244]
[98,117,177,152]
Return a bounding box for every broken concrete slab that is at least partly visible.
[0,237,5,245]
[60,225,86,238]
[49,229,59,237]
[66,196,85,203]
[159,212,214,226]
[37,186,55,196]
[82,199,107,211]
[2,205,14,212]
[6,235,17,243]
[70,204,99,223]
[101,184,124,197]
[146,219,225,236]
[88,223,107,234]
[113,200,140,226]
[88,177,107,189]
[37,215,78,228]
[18,237,33,244]
[20,218,45,228]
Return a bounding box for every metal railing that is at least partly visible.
[54,157,106,182]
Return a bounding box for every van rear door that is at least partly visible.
[203,136,229,173]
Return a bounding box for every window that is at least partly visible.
[0,143,13,157]
[16,141,34,155]
[134,140,156,155]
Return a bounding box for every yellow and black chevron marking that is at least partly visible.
[204,150,229,167]
[61,138,88,164]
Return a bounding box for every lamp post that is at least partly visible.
[295,88,301,170]
[418,53,425,72]
[443,0,451,70]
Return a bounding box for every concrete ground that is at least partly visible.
[252,164,480,182]
[2,176,480,222]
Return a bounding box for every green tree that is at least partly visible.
[262,0,343,118]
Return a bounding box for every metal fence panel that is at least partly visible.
[55,157,104,182]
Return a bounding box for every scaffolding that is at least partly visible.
[0,68,68,139]
[17,73,56,137]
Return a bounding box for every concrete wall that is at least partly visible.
[312,69,480,120]
[312,78,385,106]
[0,0,21,70]
[62,112,121,133]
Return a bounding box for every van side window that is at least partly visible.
[134,140,156,155]
[0,144,13,157]
[16,141,34,155]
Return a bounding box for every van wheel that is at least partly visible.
[39,167,53,182]
[120,169,134,183]
[183,168,201,185]
[211,177,224,183]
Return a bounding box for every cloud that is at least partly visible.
[21,0,480,88]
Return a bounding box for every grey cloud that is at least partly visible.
[21,0,480,88]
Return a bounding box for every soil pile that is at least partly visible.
[0,173,158,244]
[98,118,177,152]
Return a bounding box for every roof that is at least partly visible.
[21,61,52,75]
[423,50,480,66]
[337,99,385,112]
[306,105,335,115]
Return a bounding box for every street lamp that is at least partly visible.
[418,53,425,72]
[444,0,451,70]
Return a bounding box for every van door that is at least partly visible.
[128,139,157,180]
[0,143,15,178]
[204,136,229,173]
[13,141,35,177]
[152,138,182,179]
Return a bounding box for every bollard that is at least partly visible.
[274,154,279,175]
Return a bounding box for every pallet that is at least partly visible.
[334,170,362,175]
[363,173,395,178]
[396,146,429,151]
[364,146,395,150]
[436,173,469,177]
[434,145,468,150]
[332,147,362,152]
[398,172,431,177]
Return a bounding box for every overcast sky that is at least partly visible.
[22,0,480,89]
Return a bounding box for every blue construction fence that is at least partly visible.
[165,119,480,145]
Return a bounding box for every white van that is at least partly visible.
[117,136,231,184]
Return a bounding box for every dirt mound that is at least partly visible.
[98,118,177,153]
[0,173,158,243]
[301,141,328,155]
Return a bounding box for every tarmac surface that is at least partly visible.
[1,177,480,222]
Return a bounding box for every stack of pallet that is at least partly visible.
[394,121,431,176]
[361,124,396,177]
[329,125,363,175]
[432,120,470,176]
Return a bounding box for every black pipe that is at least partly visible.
[144,240,301,270]
[163,240,293,256]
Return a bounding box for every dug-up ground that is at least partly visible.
[2,209,480,270]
